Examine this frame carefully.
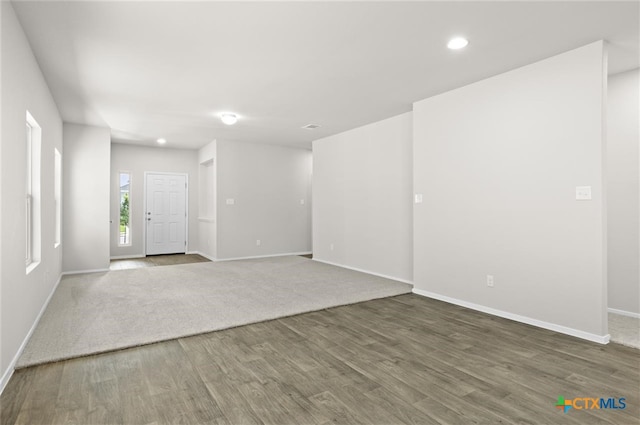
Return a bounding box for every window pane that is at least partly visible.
[119,173,131,246]
[26,122,32,264]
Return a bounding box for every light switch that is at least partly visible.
[575,186,592,201]
[414,194,423,204]
[226,198,235,205]
[300,199,305,205]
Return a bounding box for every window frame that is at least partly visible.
[26,111,41,274]
[118,171,132,247]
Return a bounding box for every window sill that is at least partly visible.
[26,261,40,275]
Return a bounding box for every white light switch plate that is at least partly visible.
[226,198,235,205]
[575,186,592,201]
[414,194,423,204]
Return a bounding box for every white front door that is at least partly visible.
[145,173,187,255]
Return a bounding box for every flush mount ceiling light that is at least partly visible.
[447,37,469,50]
[220,113,238,125]
[156,138,167,145]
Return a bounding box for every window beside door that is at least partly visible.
[119,172,131,246]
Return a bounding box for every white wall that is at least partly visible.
[413,42,608,341]
[1,1,63,390]
[607,69,640,315]
[216,140,311,260]
[312,113,413,282]
[197,141,217,260]
[110,143,199,258]
[63,123,110,273]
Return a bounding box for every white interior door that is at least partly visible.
[146,173,187,255]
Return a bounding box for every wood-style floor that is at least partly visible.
[1,294,638,425]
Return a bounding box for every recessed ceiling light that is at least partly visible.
[221,113,238,125]
[447,37,469,50]
[157,138,167,145]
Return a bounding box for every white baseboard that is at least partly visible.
[62,268,110,276]
[215,252,312,262]
[412,288,610,345]
[608,308,640,319]
[0,273,63,396]
[312,258,413,285]
[110,254,145,260]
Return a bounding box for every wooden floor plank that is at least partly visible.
[0,368,36,425]
[1,294,638,425]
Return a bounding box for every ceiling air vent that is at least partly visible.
[302,124,320,130]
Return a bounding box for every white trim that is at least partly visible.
[109,254,145,260]
[25,260,40,275]
[215,252,312,262]
[312,258,414,285]
[0,273,63,396]
[412,288,610,345]
[608,308,640,319]
[62,268,110,276]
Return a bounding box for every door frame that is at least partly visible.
[143,171,189,256]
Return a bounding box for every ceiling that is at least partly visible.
[11,1,639,150]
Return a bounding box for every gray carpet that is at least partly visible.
[17,256,412,368]
[609,313,640,349]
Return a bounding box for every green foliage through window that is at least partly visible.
[119,172,131,245]
[120,192,130,227]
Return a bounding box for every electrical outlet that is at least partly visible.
[575,186,592,200]
[256,239,261,246]
[487,275,494,287]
